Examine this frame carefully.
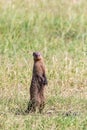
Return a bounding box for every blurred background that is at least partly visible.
[0,0,87,129]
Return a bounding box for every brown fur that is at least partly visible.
[27,52,48,113]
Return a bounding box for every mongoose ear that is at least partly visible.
[33,52,35,56]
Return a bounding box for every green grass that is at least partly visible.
[0,0,87,129]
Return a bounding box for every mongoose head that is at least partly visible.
[33,52,42,61]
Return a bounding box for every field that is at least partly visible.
[0,0,87,129]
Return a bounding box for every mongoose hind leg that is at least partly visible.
[39,101,45,113]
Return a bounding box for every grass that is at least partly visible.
[0,0,87,129]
